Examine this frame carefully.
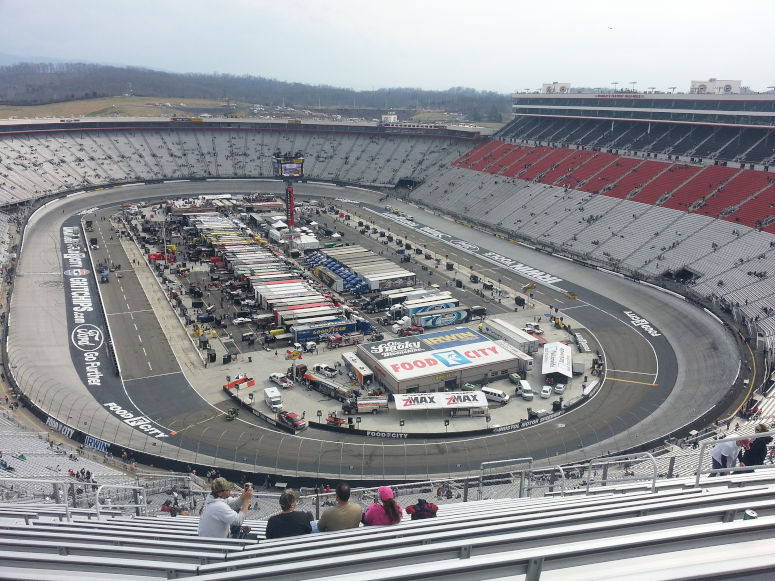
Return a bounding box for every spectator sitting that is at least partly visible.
[317,482,362,532]
[364,486,402,526]
[406,498,439,520]
[197,478,253,538]
[160,500,173,513]
[265,489,311,539]
[740,424,772,468]
[305,511,319,533]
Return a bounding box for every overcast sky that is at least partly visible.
[1,0,774,93]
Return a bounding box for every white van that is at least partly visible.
[517,380,534,401]
[481,386,509,405]
[263,387,283,413]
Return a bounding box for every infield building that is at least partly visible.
[356,328,527,393]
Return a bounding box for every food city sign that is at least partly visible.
[384,342,516,380]
[62,226,104,387]
[103,402,170,439]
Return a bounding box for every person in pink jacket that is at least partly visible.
[364,486,402,526]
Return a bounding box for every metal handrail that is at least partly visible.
[93,483,147,518]
[695,429,775,486]
[0,477,74,520]
[480,457,533,499]
[586,452,658,493]
[525,464,566,497]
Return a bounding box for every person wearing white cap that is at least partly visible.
[198,477,253,538]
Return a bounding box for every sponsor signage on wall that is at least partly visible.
[372,209,563,285]
[381,342,518,380]
[62,226,106,388]
[395,391,488,410]
[365,337,429,360]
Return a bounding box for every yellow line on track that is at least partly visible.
[608,377,659,386]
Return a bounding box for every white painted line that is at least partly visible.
[124,371,182,382]
[137,335,142,343]
[607,369,657,375]
[147,361,153,371]
[142,347,147,356]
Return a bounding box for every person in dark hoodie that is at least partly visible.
[740,424,772,468]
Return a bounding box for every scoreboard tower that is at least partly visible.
[272,152,304,233]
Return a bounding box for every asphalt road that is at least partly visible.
[7,179,743,481]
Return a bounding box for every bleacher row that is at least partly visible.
[452,140,775,231]
[499,116,775,166]
[0,128,471,206]
[411,160,775,323]
[2,473,775,579]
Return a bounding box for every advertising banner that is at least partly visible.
[421,328,488,349]
[383,341,517,380]
[363,337,429,361]
[285,186,295,226]
[394,391,488,410]
[542,342,573,377]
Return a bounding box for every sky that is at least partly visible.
[1,0,774,94]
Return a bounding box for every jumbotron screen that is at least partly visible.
[272,158,304,178]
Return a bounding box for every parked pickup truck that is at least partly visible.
[313,363,338,378]
[269,372,293,389]
[277,411,307,431]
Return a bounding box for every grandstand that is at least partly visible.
[1,102,775,577]
[408,91,775,346]
[0,120,477,206]
[3,428,775,579]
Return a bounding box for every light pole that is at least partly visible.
[669,86,677,94]
[612,81,619,93]
[630,81,637,93]
[648,87,655,94]
[399,419,405,434]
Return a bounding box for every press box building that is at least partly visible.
[356,328,524,393]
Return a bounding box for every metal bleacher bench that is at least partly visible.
[188,487,775,579]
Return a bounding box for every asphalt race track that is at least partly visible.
[7,179,743,481]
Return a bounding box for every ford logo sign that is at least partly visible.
[71,324,104,352]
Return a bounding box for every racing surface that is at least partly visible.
[7,180,741,480]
